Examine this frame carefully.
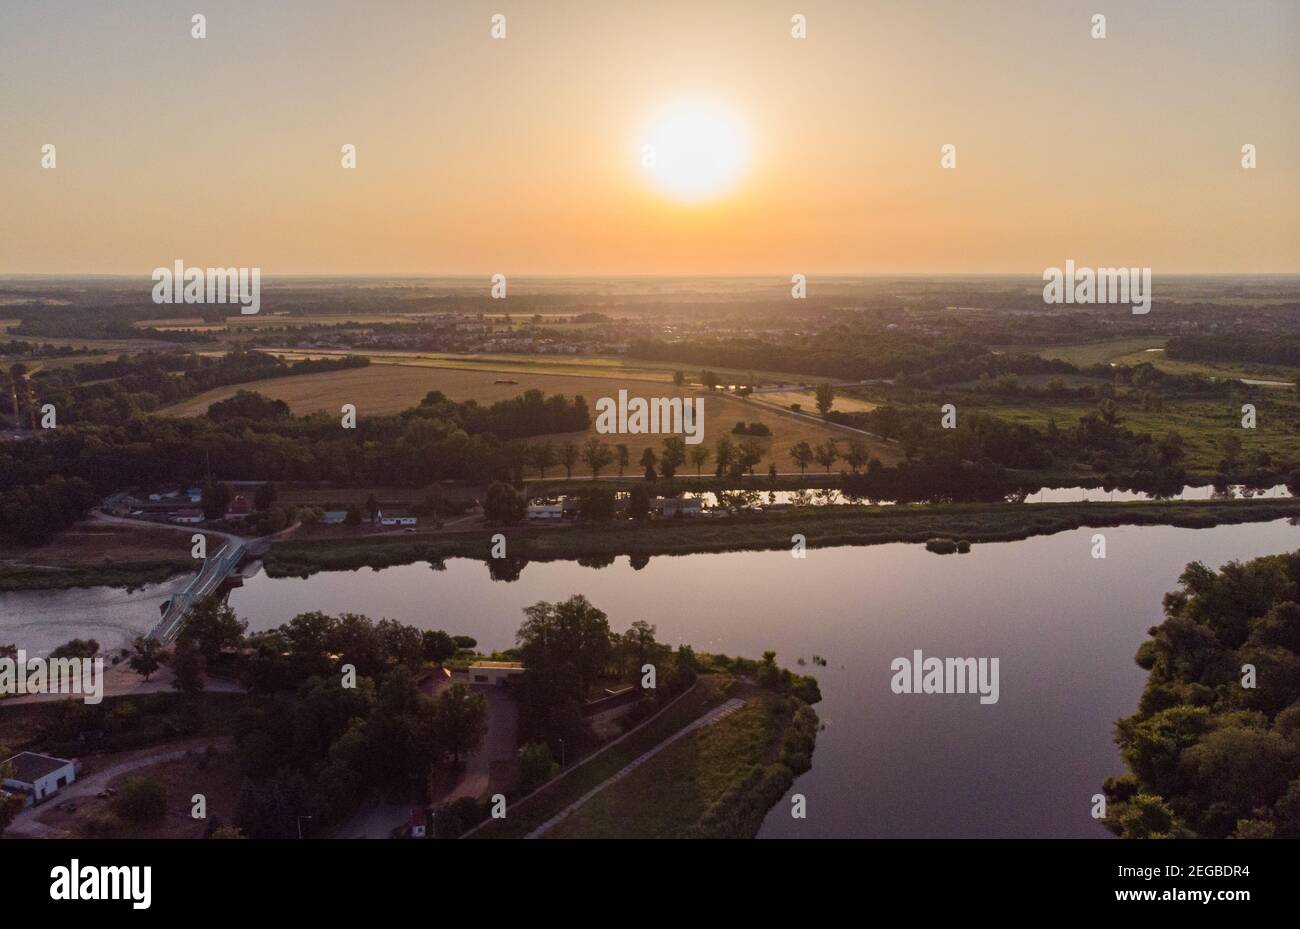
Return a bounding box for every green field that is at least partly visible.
[963,394,1300,473]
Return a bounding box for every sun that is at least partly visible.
[640,100,751,203]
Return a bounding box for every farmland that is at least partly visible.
[159,359,898,467]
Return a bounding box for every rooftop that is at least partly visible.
[2,751,74,784]
[468,661,524,670]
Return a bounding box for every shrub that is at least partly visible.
[113,775,166,825]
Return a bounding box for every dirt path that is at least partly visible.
[7,736,233,838]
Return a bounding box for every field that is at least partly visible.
[159,361,895,468]
[0,522,194,590]
[1015,337,1298,386]
[1020,337,1165,368]
[259,347,814,386]
[962,394,1300,473]
[760,389,879,414]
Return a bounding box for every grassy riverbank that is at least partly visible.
[264,497,1300,578]
[470,672,819,840]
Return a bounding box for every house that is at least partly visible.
[379,512,418,527]
[467,661,525,686]
[526,502,564,520]
[226,495,252,516]
[654,496,703,518]
[1,752,78,807]
[170,508,204,525]
[185,487,203,503]
[321,510,348,525]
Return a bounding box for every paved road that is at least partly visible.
[525,698,746,839]
[445,685,519,802]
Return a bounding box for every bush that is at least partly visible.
[113,775,166,825]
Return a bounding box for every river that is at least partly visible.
[5,515,1297,837]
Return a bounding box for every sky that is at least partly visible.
[1,0,1297,275]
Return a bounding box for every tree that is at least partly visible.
[689,444,710,476]
[434,684,488,765]
[560,441,579,479]
[365,493,381,523]
[50,638,99,660]
[484,482,524,524]
[181,598,247,661]
[672,370,686,386]
[201,481,232,520]
[577,485,616,521]
[253,482,278,512]
[615,443,629,477]
[639,447,657,471]
[814,439,840,473]
[171,636,205,696]
[422,629,456,664]
[128,636,163,681]
[715,435,736,476]
[789,441,814,474]
[815,382,835,416]
[516,595,612,718]
[517,742,560,792]
[581,438,615,479]
[845,439,869,473]
[114,775,166,825]
[628,484,650,520]
[343,504,362,527]
[737,439,765,476]
[0,748,24,836]
[700,370,718,390]
[527,441,556,478]
[660,437,687,479]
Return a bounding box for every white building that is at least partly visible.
[2,752,78,807]
[467,661,526,686]
[321,510,349,525]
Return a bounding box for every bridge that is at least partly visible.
[149,541,247,644]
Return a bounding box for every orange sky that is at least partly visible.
[1,0,1297,275]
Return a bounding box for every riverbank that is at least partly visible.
[263,497,1300,578]
[469,672,819,839]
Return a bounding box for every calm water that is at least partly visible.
[217,517,1298,838]
[7,518,1298,836]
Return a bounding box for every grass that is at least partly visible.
[543,683,793,838]
[470,675,735,839]
[761,389,880,414]
[961,393,1300,473]
[0,523,195,591]
[1013,337,1166,368]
